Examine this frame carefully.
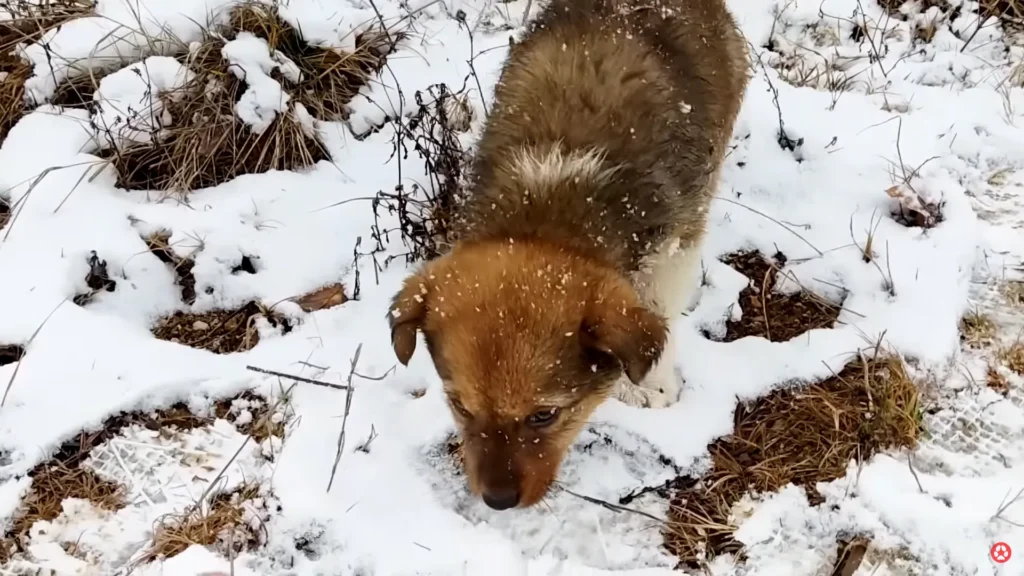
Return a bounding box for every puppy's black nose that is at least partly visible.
[482,488,520,510]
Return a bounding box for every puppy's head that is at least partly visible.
[388,241,667,509]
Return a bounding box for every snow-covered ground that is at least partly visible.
[0,0,1022,573]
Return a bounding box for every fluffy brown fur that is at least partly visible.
[389,0,749,510]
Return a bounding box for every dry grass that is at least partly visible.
[0,392,287,562]
[100,2,395,192]
[98,36,328,192]
[960,309,997,349]
[662,352,923,567]
[987,364,1011,396]
[997,341,1024,375]
[140,483,268,563]
[213,390,289,443]
[0,0,94,144]
[229,3,393,121]
[719,251,843,343]
[878,0,1022,28]
[0,58,31,143]
[0,462,125,563]
[1001,281,1024,308]
[152,300,292,354]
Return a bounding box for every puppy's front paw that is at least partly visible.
[613,362,680,409]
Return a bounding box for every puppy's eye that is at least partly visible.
[526,407,559,428]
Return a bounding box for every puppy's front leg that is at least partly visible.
[614,237,701,409]
[614,329,680,408]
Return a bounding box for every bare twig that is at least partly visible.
[246,365,350,390]
[715,196,825,257]
[327,343,363,492]
[2,298,67,406]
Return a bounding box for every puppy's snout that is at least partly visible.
[482,487,521,510]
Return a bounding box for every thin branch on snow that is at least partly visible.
[327,343,362,493]
[246,365,350,390]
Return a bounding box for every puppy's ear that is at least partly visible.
[388,267,434,366]
[581,292,668,385]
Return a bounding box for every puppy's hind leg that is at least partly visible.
[616,236,704,408]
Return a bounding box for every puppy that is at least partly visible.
[388,0,749,510]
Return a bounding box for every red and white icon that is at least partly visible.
[991,542,1012,564]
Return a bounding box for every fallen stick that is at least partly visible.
[245,365,350,390]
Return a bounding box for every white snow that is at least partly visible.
[93,56,194,149]
[222,32,301,134]
[0,0,1022,574]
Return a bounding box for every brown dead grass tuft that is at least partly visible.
[152,300,293,354]
[0,411,139,564]
[997,342,1024,375]
[100,2,395,192]
[0,0,94,144]
[0,58,31,144]
[1000,281,1024,308]
[0,391,286,562]
[663,352,922,567]
[213,390,289,442]
[98,34,328,192]
[0,343,24,366]
[229,3,393,121]
[987,364,1011,396]
[960,309,997,349]
[0,462,125,563]
[141,483,268,563]
[145,231,197,305]
[719,251,843,343]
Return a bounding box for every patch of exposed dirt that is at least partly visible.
[213,390,289,442]
[153,301,293,354]
[660,353,922,568]
[832,536,871,576]
[231,255,258,275]
[72,250,117,306]
[145,231,197,305]
[0,195,9,229]
[719,251,843,343]
[50,69,108,111]
[0,344,25,366]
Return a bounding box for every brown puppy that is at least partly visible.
[388,0,749,510]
